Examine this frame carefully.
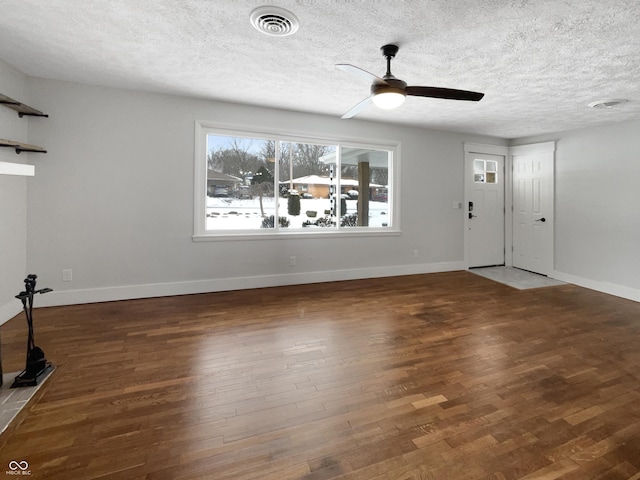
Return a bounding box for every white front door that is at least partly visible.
[466,153,505,268]
[512,142,555,275]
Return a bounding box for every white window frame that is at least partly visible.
[193,121,401,241]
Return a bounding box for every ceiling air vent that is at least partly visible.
[250,6,299,37]
[587,99,628,109]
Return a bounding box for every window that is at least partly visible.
[473,159,498,184]
[194,123,397,238]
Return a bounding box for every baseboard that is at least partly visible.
[37,261,466,307]
[0,300,22,327]
[551,270,640,303]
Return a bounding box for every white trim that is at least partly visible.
[0,161,34,176]
[510,141,556,156]
[194,121,400,238]
[193,229,401,242]
[551,270,640,303]
[195,120,402,148]
[0,300,22,326]
[34,261,466,307]
[193,120,208,238]
[464,143,509,156]
[504,149,514,266]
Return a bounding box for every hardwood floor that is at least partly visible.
[1,271,640,479]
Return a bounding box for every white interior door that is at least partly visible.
[512,143,555,275]
[466,153,505,268]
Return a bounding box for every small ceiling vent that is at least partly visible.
[250,6,299,37]
[587,99,628,109]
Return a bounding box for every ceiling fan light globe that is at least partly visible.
[372,91,406,110]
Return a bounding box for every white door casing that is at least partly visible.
[465,149,506,268]
[511,142,555,275]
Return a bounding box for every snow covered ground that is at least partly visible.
[205,196,389,230]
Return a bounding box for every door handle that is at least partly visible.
[535,217,546,223]
[468,212,477,219]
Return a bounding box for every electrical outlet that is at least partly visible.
[62,268,73,282]
[289,256,296,266]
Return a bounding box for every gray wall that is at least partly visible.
[3,62,639,314]
[24,77,505,306]
[0,59,30,323]
[514,120,640,299]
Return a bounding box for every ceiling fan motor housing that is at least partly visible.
[371,77,407,97]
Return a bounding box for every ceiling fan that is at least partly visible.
[336,44,484,119]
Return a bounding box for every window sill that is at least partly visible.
[192,228,401,242]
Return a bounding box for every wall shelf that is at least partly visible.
[0,139,47,154]
[0,94,48,118]
[1,94,48,159]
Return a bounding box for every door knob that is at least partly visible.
[535,217,546,223]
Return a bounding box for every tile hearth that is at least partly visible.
[0,366,55,436]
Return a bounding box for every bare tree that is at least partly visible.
[371,167,388,186]
[207,148,225,172]
[292,143,332,178]
[207,137,263,181]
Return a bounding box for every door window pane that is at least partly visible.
[474,159,498,184]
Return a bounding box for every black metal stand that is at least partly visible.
[11,274,52,388]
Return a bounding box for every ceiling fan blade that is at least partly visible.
[342,96,373,119]
[336,64,387,85]
[406,86,484,101]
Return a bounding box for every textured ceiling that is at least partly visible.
[1,0,639,138]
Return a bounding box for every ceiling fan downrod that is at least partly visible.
[381,44,399,79]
